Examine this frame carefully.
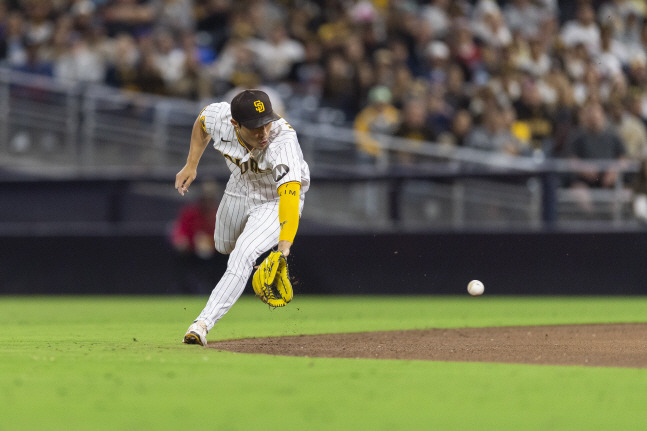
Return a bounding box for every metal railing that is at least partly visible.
[0,67,642,231]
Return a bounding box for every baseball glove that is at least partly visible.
[252,251,293,308]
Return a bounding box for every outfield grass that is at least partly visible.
[1,295,646,431]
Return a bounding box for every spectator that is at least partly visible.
[426,84,453,135]
[594,23,626,79]
[3,0,647,168]
[390,63,416,109]
[465,104,527,156]
[604,1,644,48]
[560,40,589,91]
[393,97,436,165]
[449,18,481,81]
[513,78,554,151]
[2,12,28,66]
[487,65,522,108]
[475,43,501,86]
[101,0,155,38]
[608,96,647,161]
[423,40,451,85]
[348,0,384,56]
[208,37,260,95]
[505,105,533,153]
[52,25,109,84]
[151,0,195,37]
[472,1,512,48]
[168,32,211,100]
[438,108,473,147]
[104,32,140,90]
[564,101,628,211]
[286,6,316,44]
[22,0,54,46]
[289,36,326,98]
[572,61,604,105]
[152,29,186,89]
[624,86,647,125]
[372,47,396,90]
[170,182,222,294]
[517,36,552,78]
[194,0,232,54]
[624,15,647,65]
[544,64,578,156]
[507,29,531,72]
[321,50,361,119]
[443,62,471,111]
[598,0,638,38]
[249,22,305,83]
[503,0,547,39]
[134,41,167,95]
[353,85,400,161]
[12,35,53,76]
[421,0,451,39]
[625,51,647,88]
[560,2,600,55]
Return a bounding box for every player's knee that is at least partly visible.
[215,241,233,255]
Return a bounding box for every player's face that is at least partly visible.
[237,122,273,150]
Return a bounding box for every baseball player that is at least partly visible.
[175,89,310,346]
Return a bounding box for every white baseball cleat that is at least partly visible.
[183,320,208,346]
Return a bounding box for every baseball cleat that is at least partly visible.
[183,320,208,346]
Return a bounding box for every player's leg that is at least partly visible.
[195,200,280,331]
[184,191,248,345]
[214,191,247,255]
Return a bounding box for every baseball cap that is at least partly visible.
[230,89,280,129]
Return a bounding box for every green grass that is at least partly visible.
[1,295,647,430]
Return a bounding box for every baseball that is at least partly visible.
[467,280,484,296]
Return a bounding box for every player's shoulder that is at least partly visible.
[200,101,233,137]
[267,119,303,160]
[271,118,298,141]
[269,122,298,150]
[201,101,232,119]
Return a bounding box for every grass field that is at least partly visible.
[1,295,647,431]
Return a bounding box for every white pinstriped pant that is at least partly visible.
[196,192,281,331]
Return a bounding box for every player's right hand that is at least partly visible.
[175,165,197,196]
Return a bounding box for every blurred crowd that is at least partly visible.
[3,0,647,171]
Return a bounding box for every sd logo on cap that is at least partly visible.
[231,90,279,129]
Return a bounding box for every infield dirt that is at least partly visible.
[211,323,647,368]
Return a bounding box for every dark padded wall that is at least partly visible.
[2,231,645,295]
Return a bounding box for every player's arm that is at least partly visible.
[277,181,301,257]
[175,114,211,196]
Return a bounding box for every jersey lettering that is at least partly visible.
[222,153,269,175]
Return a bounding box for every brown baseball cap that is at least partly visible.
[230,89,280,129]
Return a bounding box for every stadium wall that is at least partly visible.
[2,231,646,295]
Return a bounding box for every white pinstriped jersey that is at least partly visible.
[199,102,310,203]
[190,101,309,332]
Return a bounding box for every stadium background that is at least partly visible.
[2,0,647,295]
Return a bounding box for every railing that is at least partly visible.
[0,68,642,231]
